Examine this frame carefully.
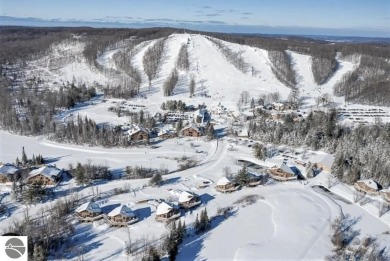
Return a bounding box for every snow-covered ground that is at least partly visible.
[1,130,389,260]
[1,32,390,260]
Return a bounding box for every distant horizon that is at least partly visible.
[0,0,389,38]
[1,15,390,40]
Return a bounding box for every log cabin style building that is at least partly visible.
[155,202,181,222]
[181,125,203,137]
[267,163,297,181]
[309,153,335,172]
[128,126,149,143]
[354,179,380,195]
[25,165,64,185]
[158,129,177,140]
[107,205,138,226]
[178,191,201,209]
[0,163,20,184]
[215,177,240,193]
[75,201,103,222]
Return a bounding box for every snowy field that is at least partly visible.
[1,130,389,260]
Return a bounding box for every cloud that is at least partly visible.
[202,6,212,9]
[205,13,221,17]
[241,17,249,20]
[177,20,204,24]
[206,20,226,25]
[144,18,175,22]
[242,12,253,15]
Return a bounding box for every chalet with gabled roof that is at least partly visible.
[215,177,240,193]
[267,163,297,181]
[178,191,201,209]
[0,163,20,184]
[309,153,335,172]
[158,129,177,140]
[107,205,138,226]
[75,201,103,222]
[25,165,64,185]
[181,125,203,137]
[354,179,380,195]
[155,202,181,222]
[127,126,149,142]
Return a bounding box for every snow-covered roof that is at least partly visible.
[0,164,19,176]
[310,153,335,169]
[158,129,176,136]
[28,165,63,179]
[217,177,231,186]
[182,125,201,133]
[156,202,175,215]
[127,126,149,136]
[357,179,379,191]
[108,205,135,217]
[179,191,197,203]
[76,201,102,213]
[278,163,295,175]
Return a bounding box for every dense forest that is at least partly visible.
[250,110,390,187]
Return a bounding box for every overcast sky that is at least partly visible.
[1,0,389,37]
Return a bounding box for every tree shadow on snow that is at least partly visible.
[101,203,121,213]
[163,177,181,186]
[199,193,215,204]
[135,206,152,220]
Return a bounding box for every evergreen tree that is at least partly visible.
[15,157,20,166]
[201,208,210,230]
[22,147,28,165]
[176,119,183,133]
[149,173,162,187]
[236,165,249,186]
[194,214,201,234]
[75,163,86,185]
[161,102,166,110]
[142,246,160,261]
[206,124,215,140]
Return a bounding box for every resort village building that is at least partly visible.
[0,163,20,184]
[75,201,103,222]
[354,179,380,195]
[267,163,297,181]
[155,202,181,222]
[181,125,203,137]
[25,165,64,185]
[107,205,138,226]
[178,191,201,209]
[309,153,335,172]
[215,177,240,193]
[128,126,149,142]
